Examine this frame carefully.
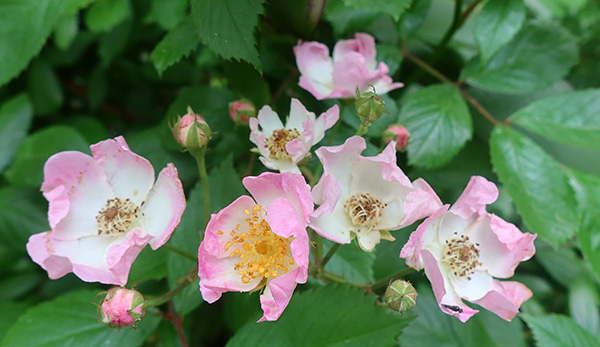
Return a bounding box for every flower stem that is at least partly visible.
[147,266,197,307]
[191,148,211,232]
[319,243,341,268]
[369,267,415,292]
[355,122,371,137]
[163,243,198,262]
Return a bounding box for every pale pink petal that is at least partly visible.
[311,174,342,214]
[401,178,444,226]
[294,41,335,99]
[286,98,311,133]
[450,270,494,301]
[42,151,113,240]
[350,156,410,204]
[316,136,365,190]
[369,70,404,95]
[259,156,300,174]
[450,176,498,219]
[243,172,313,224]
[310,206,353,244]
[258,268,301,322]
[400,206,449,270]
[286,138,309,164]
[106,229,154,285]
[311,105,340,145]
[332,51,372,93]
[91,136,155,206]
[355,229,381,252]
[26,232,73,279]
[333,33,377,71]
[140,164,186,249]
[369,141,412,188]
[255,105,285,136]
[471,280,532,321]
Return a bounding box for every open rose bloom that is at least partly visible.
[294,33,403,100]
[198,172,312,321]
[310,136,441,252]
[250,98,339,173]
[27,136,186,285]
[400,176,537,322]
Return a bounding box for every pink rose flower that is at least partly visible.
[100,287,146,327]
[310,136,442,252]
[383,124,410,151]
[229,100,256,125]
[294,33,403,100]
[198,172,313,322]
[26,136,186,285]
[249,98,339,173]
[400,176,537,322]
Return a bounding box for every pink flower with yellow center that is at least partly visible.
[294,33,403,100]
[198,172,312,322]
[310,136,442,252]
[400,176,537,322]
[249,98,339,173]
[26,136,186,285]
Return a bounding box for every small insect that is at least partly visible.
[442,304,463,313]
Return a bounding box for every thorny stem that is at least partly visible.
[318,243,341,268]
[401,43,500,126]
[163,243,198,262]
[165,302,188,347]
[147,266,197,307]
[191,148,211,232]
[369,267,415,292]
[309,228,323,265]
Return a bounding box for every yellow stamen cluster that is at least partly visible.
[344,192,387,228]
[96,198,143,235]
[442,233,482,280]
[220,204,295,285]
[264,128,301,160]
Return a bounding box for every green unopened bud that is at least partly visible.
[384,280,417,313]
[171,106,212,151]
[355,86,385,124]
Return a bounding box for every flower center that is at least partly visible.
[344,192,387,228]
[221,204,295,285]
[441,233,482,280]
[96,198,143,235]
[264,128,301,160]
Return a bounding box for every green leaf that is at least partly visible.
[53,13,79,50]
[0,272,40,300]
[475,0,525,63]
[151,17,198,76]
[462,22,578,94]
[26,59,64,115]
[85,0,130,32]
[325,0,381,37]
[489,126,578,247]
[87,65,108,109]
[228,285,412,347]
[522,314,600,347]
[146,0,187,30]
[0,187,48,250]
[376,44,403,76]
[324,240,375,284]
[0,94,33,173]
[0,0,67,87]
[566,169,600,282]
[568,279,599,335]
[5,125,89,188]
[98,20,132,67]
[401,286,525,347]
[511,89,600,151]
[342,0,412,21]
[127,246,169,284]
[399,84,472,169]
[534,242,595,289]
[0,302,30,339]
[190,0,265,72]
[223,61,271,107]
[1,290,161,347]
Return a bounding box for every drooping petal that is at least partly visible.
[471,280,532,321]
[140,164,186,249]
[315,136,365,190]
[310,205,353,244]
[311,104,339,145]
[401,178,444,227]
[400,206,449,270]
[91,136,155,206]
[258,268,301,322]
[26,232,73,280]
[450,176,498,219]
[294,41,336,99]
[42,151,113,240]
[106,229,154,285]
[244,172,313,224]
[286,139,309,164]
[355,228,381,252]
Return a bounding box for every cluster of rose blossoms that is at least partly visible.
[26,33,536,327]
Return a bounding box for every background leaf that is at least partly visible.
[228,285,412,347]
[151,17,198,76]
[84,0,129,32]
[1,290,161,346]
[511,89,600,151]
[399,84,472,169]
[191,0,265,72]
[342,0,412,21]
[0,187,48,250]
[489,126,578,247]
[475,0,525,63]
[522,314,600,347]
[324,240,375,284]
[0,94,33,173]
[462,21,578,94]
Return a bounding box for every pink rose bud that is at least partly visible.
[171,106,211,150]
[100,287,146,328]
[229,100,256,125]
[383,125,410,151]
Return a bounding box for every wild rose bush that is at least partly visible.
[1,1,600,346]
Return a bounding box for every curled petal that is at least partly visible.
[450,176,498,219]
[258,269,300,322]
[472,280,532,321]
